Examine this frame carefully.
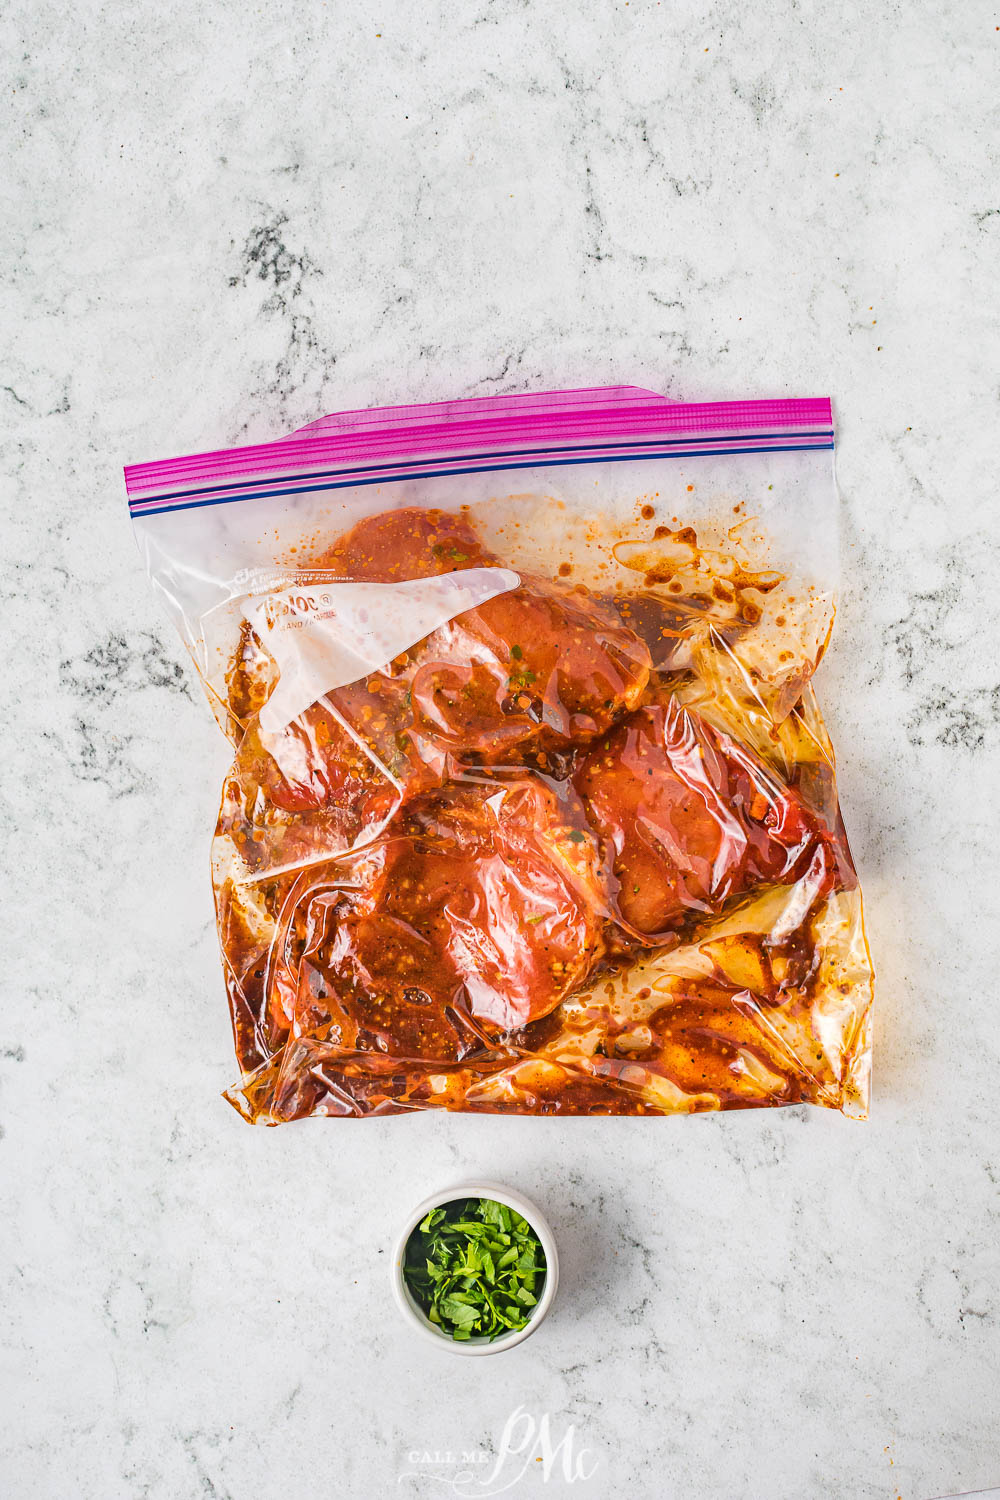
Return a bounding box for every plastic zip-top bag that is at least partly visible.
[125,386,873,1123]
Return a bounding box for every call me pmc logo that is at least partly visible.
[398,1405,601,1495]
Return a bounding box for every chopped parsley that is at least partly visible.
[403,1198,546,1342]
[433,543,468,562]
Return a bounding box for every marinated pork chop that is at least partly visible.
[403,580,651,764]
[275,775,607,1050]
[317,504,495,580]
[574,699,843,938]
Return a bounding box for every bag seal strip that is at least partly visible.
[125,389,833,514]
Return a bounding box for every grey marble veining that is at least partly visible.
[2,2,999,1497]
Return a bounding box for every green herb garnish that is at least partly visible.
[511,644,524,660]
[403,1197,546,1342]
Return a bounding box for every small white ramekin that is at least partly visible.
[391,1180,559,1356]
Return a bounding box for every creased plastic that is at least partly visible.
[125,386,873,1123]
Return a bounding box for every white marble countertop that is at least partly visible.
[3,2,999,1497]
